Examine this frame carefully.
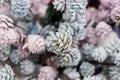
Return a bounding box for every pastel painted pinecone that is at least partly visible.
[23,35,45,54]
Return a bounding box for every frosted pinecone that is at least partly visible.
[81,43,95,55]
[92,46,108,63]
[9,50,22,65]
[63,1,86,23]
[52,0,66,12]
[20,59,35,75]
[57,48,81,67]
[41,25,57,38]
[46,31,72,55]
[0,15,14,28]
[0,44,10,61]
[0,64,15,80]
[110,6,120,23]
[79,62,95,77]
[105,39,120,56]
[71,22,86,40]
[23,35,45,54]
[38,66,57,80]
[109,66,120,80]
[114,53,120,66]
[10,0,31,19]
[58,22,74,36]
[64,67,81,80]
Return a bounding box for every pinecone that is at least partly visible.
[110,6,120,23]
[46,31,72,55]
[79,62,95,77]
[0,44,10,61]
[0,15,14,28]
[52,0,66,12]
[23,34,45,54]
[57,48,81,67]
[20,59,35,75]
[10,50,22,65]
[10,0,31,19]
[38,66,57,80]
[0,64,15,80]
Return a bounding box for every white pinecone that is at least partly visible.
[46,31,72,55]
[10,0,31,19]
[57,48,81,67]
[63,1,87,23]
[0,64,15,80]
[92,46,108,63]
[79,62,95,77]
[41,25,57,38]
[20,59,35,75]
[64,67,81,80]
[114,53,120,66]
[71,22,86,40]
[58,22,74,36]
[0,44,10,61]
[52,0,66,12]
[10,50,22,65]
[109,66,120,80]
[105,39,120,56]
[81,43,95,55]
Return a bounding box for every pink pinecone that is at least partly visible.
[0,15,14,28]
[110,6,120,23]
[95,21,112,38]
[85,28,97,44]
[23,35,45,54]
[0,15,21,45]
[38,66,57,80]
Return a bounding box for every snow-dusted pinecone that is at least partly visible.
[57,48,81,67]
[0,44,10,61]
[52,0,66,12]
[64,67,81,80]
[63,0,87,23]
[41,25,57,38]
[105,39,120,56]
[81,43,96,56]
[23,34,45,54]
[79,62,95,77]
[9,50,22,65]
[71,22,86,40]
[110,6,120,23]
[20,59,35,75]
[108,66,120,80]
[10,0,31,19]
[92,46,108,63]
[58,22,74,36]
[46,31,72,55]
[0,64,15,80]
